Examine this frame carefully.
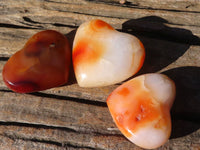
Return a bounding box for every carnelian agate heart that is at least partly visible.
[73,19,145,87]
[3,30,71,93]
[107,73,176,149]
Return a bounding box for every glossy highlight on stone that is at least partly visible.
[3,30,71,93]
[73,19,145,87]
[107,73,176,149]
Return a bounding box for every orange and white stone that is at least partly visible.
[73,19,145,87]
[107,73,176,149]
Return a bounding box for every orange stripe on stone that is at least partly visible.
[73,39,105,67]
[90,19,114,32]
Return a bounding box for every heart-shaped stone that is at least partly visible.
[73,19,145,87]
[107,73,176,149]
[3,30,71,93]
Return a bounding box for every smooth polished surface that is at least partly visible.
[3,30,71,93]
[73,19,145,87]
[107,73,176,149]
